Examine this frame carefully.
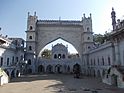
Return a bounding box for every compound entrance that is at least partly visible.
[25,12,93,73]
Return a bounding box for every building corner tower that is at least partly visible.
[25,12,38,73]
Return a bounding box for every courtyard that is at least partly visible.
[0,74,124,93]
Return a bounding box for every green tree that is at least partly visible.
[41,49,51,59]
[93,34,104,44]
[93,32,111,44]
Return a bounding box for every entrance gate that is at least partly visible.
[25,12,93,73]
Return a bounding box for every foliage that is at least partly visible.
[93,34,104,44]
[93,31,110,44]
[41,49,51,59]
[68,53,79,59]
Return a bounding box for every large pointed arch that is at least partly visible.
[38,37,81,58]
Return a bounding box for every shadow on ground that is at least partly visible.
[10,74,124,93]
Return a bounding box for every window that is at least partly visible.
[88,46,91,49]
[62,54,65,59]
[28,59,31,65]
[108,57,111,65]
[12,56,14,63]
[29,36,32,39]
[16,57,18,62]
[102,57,104,65]
[29,46,32,50]
[54,54,57,59]
[0,57,3,66]
[58,54,61,59]
[87,37,90,40]
[29,26,33,30]
[7,58,9,66]
[87,27,90,32]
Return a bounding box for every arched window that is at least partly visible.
[7,58,9,66]
[29,26,33,30]
[87,27,90,32]
[108,57,111,65]
[54,54,57,59]
[16,57,18,62]
[62,54,65,59]
[58,54,61,59]
[28,59,31,65]
[29,36,32,39]
[87,37,90,40]
[88,46,91,49]
[29,46,32,50]
[0,57,3,66]
[12,56,14,62]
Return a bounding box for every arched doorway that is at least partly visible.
[73,64,81,78]
[111,74,118,86]
[11,70,15,78]
[55,64,62,73]
[97,70,101,77]
[73,64,81,73]
[102,70,106,78]
[67,66,70,73]
[38,65,45,73]
[46,65,53,73]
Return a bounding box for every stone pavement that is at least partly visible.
[0,74,124,93]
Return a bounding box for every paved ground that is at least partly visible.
[0,74,124,93]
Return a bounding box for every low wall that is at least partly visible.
[0,68,9,86]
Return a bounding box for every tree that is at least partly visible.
[93,32,110,44]
[41,49,51,59]
[93,34,104,44]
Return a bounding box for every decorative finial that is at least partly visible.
[34,11,36,16]
[28,12,30,17]
[90,13,92,18]
[112,7,114,11]
[83,13,85,18]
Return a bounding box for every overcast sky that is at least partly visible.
[0,0,124,53]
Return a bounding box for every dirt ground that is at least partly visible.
[0,74,124,93]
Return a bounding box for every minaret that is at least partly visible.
[111,7,116,30]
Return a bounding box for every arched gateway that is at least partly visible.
[25,12,93,73]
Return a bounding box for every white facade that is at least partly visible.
[25,12,93,74]
[51,43,68,60]
[37,43,81,74]
[25,9,124,88]
[0,36,25,78]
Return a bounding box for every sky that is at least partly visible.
[1,0,124,53]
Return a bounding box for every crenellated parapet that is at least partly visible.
[37,20,83,26]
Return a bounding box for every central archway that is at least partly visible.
[39,38,79,58]
[36,25,84,59]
